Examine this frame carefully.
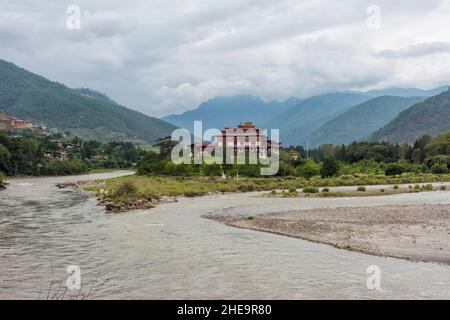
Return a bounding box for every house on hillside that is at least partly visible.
[0,113,34,129]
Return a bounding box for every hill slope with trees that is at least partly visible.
[263,92,371,146]
[309,96,426,147]
[371,89,450,143]
[0,59,176,143]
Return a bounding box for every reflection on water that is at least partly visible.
[1,172,450,299]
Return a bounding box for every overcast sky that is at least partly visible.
[1,0,450,117]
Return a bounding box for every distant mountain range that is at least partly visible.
[308,96,427,147]
[162,86,450,146]
[162,95,300,133]
[2,58,449,147]
[371,88,450,143]
[0,59,176,143]
[263,92,371,146]
[363,86,449,98]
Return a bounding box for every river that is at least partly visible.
[1,172,450,299]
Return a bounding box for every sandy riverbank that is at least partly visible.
[210,204,450,264]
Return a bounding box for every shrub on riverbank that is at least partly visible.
[0,172,4,190]
[303,186,319,194]
[114,181,138,198]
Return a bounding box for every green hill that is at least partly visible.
[371,89,450,143]
[263,92,371,146]
[309,96,426,147]
[0,59,176,143]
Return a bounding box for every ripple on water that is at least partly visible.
[1,174,450,299]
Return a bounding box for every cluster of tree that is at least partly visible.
[287,131,450,177]
[136,132,450,178]
[0,131,145,176]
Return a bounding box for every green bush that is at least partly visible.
[322,187,330,192]
[303,186,319,194]
[393,185,399,189]
[385,163,406,176]
[431,163,448,174]
[201,163,223,177]
[422,184,434,191]
[237,183,255,192]
[440,185,447,190]
[295,160,320,179]
[380,188,385,192]
[357,186,366,192]
[184,191,206,197]
[114,181,138,198]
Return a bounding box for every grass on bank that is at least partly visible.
[271,188,429,198]
[85,173,450,204]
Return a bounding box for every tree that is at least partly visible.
[411,135,432,163]
[295,159,320,179]
[320,157,340,178]
[0,144,11,175]
[425,132,450,157]
[201,163,222,177]
[320,144,335,158]
[154,136,178,159]
[426,155,450,174]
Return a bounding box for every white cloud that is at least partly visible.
[0,0,449,116]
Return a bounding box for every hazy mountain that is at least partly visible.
[308,96,426,147]
[364,86,448,97]
[371,89,450,143]
[263,92,371,147]
[162,95,299,133]
[0,59,176,143]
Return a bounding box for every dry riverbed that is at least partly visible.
[210,204,450,265]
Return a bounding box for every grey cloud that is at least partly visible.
[0,0,449,117]
[377,42,450,58]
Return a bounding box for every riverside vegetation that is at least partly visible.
[0,172,4,190]
[85,131,450,212]
[0,130,145,177]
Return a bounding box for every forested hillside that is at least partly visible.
[309,96,426,147]
[372,89,450,143]
[0,59,176,143]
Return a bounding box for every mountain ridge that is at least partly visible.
[308,96,427,147]
[0,59,176,144]
[263,92,372,146]
[162,95,299,133]
[371,89,450,143]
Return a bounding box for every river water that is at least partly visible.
[1,172,450,299]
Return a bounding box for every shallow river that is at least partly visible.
[1,172,450,299]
